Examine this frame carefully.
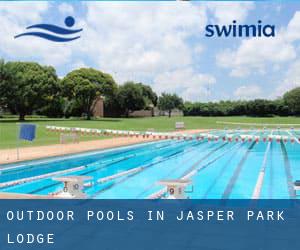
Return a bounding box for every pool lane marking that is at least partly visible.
[80,140,196,176]
[269,142,274,198]
[0,141,162,177]
[180,142,229,177]
[148,187,167,199]
[202,142,246,199]
[27,140,197,195]
[286,130,300,144]
[182,130,259,180]
[148,130,258,199]
[89,140,188,184]
[0,139,164,172]
[92,166,144,185]
[147,142,239,199]
[137,142,228,198]
[50,152,141,188]
[0,165,88,189]
[91,141,205,198]
[251,130,274,199]
[251,142,271,199]
[222,141,256,199]
[28,182,62,195]
[182,143,240,180]
[148,142,242,199]
[28,151,170,195]
[280,141,295,198]
[51,166,153,196]
[0,140,178,176]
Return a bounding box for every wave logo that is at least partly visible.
[14,16,82,42]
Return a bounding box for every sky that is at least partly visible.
[0,1,300,102]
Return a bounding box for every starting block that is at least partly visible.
[158,179,192,199]
[294,180,300,196]
[53,176,91,199]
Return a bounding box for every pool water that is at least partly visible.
[0,130,299,199]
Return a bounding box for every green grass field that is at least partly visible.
[1,116,300,149]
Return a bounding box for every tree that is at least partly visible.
[273,99,290,116]
[0,61,59,121]
[117,82,146,117]
[138,83,158,107]
[158,93,183,118]
[283,87,300,115]
[245,99,275,117]
[0,59,9,109]
[61,68,117,120]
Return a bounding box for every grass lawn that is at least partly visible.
[1,116,300,149]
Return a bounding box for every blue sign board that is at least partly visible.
[19,124,36,141]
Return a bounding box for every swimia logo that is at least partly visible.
[205,20,275,38]
[14,16,83,42]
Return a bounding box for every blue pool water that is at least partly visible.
[0,130,299,199]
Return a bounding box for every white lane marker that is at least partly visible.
[252,130,273,199]
[0,165,87,188]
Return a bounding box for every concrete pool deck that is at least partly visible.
[0,192,54,199]
[0,129,206,165]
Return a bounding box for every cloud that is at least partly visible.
[1,2,299,102]
[207,2,255,24]
[79,2,207,83]
[58,3,74,15]
[216,11,300,78]
[153,68,216,101]
[234,85,262,100]
[273,59,300,98]
[286,11,300,42]
[0,2,49,23]
[0,2,77,67]
[193,44,204,55]
[217,34,296,77]
[0,2,212,99]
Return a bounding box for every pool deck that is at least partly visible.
[0,129,206,165]
[0,192,54,199]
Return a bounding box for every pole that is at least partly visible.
[16,123,20,160]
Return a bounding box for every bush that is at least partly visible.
[183,99,287,117]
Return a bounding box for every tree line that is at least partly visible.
[0,60,299,120]
[184,89,300,117]
[0,60,183,120]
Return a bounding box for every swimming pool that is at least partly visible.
[0,129,299,199]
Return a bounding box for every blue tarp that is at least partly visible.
[19,123,36,141]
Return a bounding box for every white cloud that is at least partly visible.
[207,2,255,24]
[0,2,212,93]
[0,2,48,23]
[269,11,300,98]
[193,44,204,55]
[217,34,296,77]
[78,2,207,83]
[216,11,300,78]
[58,3,74,15]
[273,60,300,98]
[153,68,216,101]
[286,11,300,42]
[71,61,88,70]
[62,61,89,78]
[234,85,262,100]
[3,2,298,102]
[0,2,78,67]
